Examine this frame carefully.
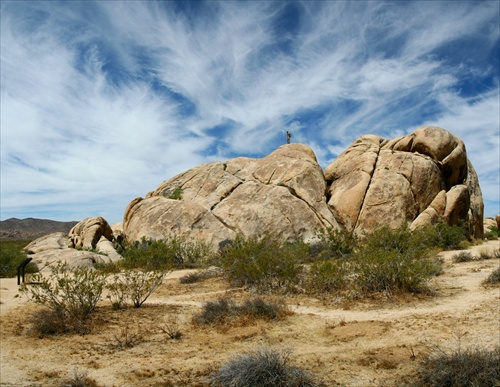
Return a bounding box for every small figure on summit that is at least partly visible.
[286,131,292,144]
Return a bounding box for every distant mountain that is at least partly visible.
[0,218,78,240]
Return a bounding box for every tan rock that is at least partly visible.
[123,144,337,247]
[122,196,236,248]
[465,160,484,239]
[68,216,114,249]
[212,181,329,242]
[444,185,470,226]
[24,232,69,254]
[484,217,497,235]
[95,236,123,263]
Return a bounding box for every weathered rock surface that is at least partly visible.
[123,126,484,247]
[23,232,120,270]
[124,144,338,246]
[327,126,482,236]
[68,216,114,249]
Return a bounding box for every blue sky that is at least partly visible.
[1,0,499,224]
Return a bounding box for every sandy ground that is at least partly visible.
[1,240,499,386]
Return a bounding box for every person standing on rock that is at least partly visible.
[286,131,292,144]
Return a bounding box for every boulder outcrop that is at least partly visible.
[122,126,484,246]
[24,232,120,270]
[123,144,338,247]
[68,216,114,249]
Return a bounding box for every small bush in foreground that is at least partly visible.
[212,347,317,387]
[193,296,289,326]
[413,346,500,387]
[20,262,106,334]
[107,270,167,308]
[483,266,500,286]
[61,369,99,387]
[217,234,304,291]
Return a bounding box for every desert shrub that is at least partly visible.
[179,268,220,284]
[413,346,500,387]
[483,266,500,286]
[452,251,475,263]
[212,347,317,387]
[307,259,348,293]
[217,234,303,291]
[484,226,500,240]
[193,296,289,326]
[352,225,442,293]
[309,228,356,260]
[29,307,69,337]
[20,262,106,334]
[120,235,212,271]
[61,369,100,387]
[0,239,38,278]
[421,222,469,250]
[477,247,497,260]
[107,270,167,308]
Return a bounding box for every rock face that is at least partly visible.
[68,217,114,249]
[326,126,483,237]
[123,144,339,247]
[123,126,484,247]
[24,232,120,270]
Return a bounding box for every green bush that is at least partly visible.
[307,259,348,293]
[0,239,37,277]
[120,234,212,271]
[212,347,317,387]
[424,222,469,250]
[20,262,106,334]
[352,225,442,293]
[217,234,304,291]
[107,270,167,308]
[484,226,500,240]
[413,346,500,387]
[309,228,356,260]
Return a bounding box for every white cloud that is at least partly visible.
[1,0,498,222]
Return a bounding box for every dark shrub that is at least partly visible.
[483,266,500,286]
[212,347,317,387]
[193,297,289,326]
[413,346,500,387]
[452,251,474,263]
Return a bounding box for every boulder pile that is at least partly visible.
[25,126,489,267]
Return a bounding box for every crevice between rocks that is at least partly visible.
[353,146,381,231]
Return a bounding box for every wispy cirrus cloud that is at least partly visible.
[1,0,498,222]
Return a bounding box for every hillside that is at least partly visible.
[0,218,78,240]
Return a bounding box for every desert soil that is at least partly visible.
[1,240,499,387]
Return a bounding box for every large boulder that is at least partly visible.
[23,232,120,270]
[68,216,114,249]
[123,126,484,247]
[123,144,339,247]
[326,126,482,236]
